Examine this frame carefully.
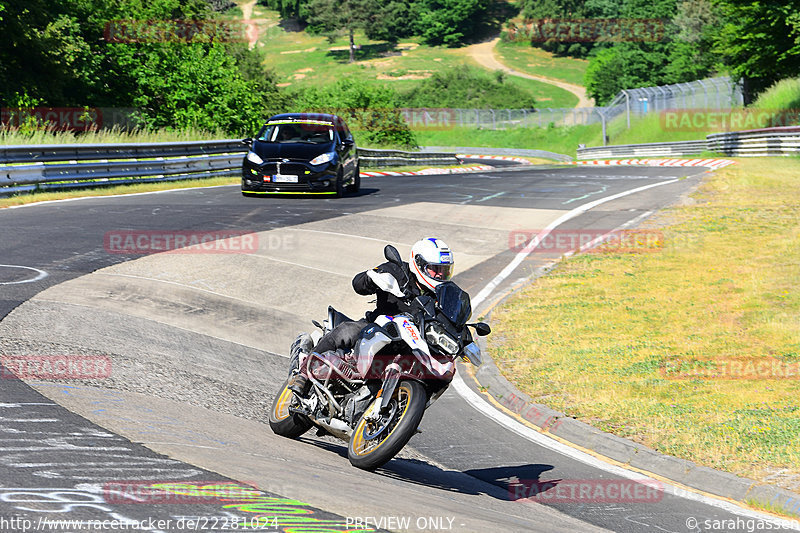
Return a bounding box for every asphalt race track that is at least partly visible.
[0,162,792,532]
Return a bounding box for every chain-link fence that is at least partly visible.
[402,77,745,139]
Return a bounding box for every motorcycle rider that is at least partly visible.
[288,237,455,394]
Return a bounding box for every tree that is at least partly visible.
[292,78,417,147]
[713,0,800,100]
[412,0,487,47]
[1,0,287,134]
[306,0,378,63]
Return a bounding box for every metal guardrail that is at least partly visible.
[577,126,800,160]
[0,141,475,195]
[0,139,245,164]
[707,126,800,156]
[577,139,708,159]
[359,149,458,168]
[423,146,572,162]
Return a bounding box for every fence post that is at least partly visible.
[697,79,708,109]
[623,90,631,128]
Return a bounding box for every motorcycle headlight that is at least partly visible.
[309,152,336,166]
[246,151,264,165]
[425,323,459,356]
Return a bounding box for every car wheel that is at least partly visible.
[335,168,345,198]
[346,164,360,194]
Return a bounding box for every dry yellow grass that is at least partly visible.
[489,158,800,488]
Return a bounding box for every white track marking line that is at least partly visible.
[31,295,279,354]
[458,176,800,522]
[471,178,679,309]
[0,264,49,285]
[248,254,347,277]
[3,184,237,210]
[452,374,798,527]
[285,228,414,247]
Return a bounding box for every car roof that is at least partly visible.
[264,113,345,125]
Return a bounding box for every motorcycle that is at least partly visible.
[269,245,490,470]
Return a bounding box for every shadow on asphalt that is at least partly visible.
[299,436,556,501]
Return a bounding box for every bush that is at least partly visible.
[402,66,536,109]
[291,78,417,148]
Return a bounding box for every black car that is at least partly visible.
[241,113,359,197]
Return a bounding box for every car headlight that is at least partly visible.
[309,152,336,166]
[246,151,263,165]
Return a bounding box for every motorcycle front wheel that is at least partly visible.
[269,378,312,438]
[348,380,426,470]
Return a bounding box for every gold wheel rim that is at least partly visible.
[273,385,293,421]
[351,386,412,457]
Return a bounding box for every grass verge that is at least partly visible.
[488,157,800,488]
[414,124,603,157]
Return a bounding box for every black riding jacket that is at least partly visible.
[351,260,424,321]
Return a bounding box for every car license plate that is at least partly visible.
[273,174,298,183]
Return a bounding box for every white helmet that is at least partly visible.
[410,238,454,290]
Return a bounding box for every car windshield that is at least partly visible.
[257,121,335,144]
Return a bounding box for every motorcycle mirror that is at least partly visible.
[312,319,323,330]
[384,244,403,266]
[471,322,491,336]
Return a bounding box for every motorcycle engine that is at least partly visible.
[309,349,357,381]
[343,385,374,425]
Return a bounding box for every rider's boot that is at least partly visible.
[287,372,309,395]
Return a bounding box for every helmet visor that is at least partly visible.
[425,262,453,282]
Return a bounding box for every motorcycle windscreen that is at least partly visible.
[435,281,472,328]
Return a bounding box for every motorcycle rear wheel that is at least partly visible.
[348,380,426,470]
[269,378,312,438]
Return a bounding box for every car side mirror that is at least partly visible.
[342,138,354,147]
[384,245,403,266]
[241,137,253,147]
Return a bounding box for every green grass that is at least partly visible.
[413,124,603,157]
[244,4,578,108]
[0,127,230,145]
[608,113,716,144]
[751,78,800,111]
[502,75,577,108]
[488,157,800,487]
[410,110,724,157]
[495,39,589,87]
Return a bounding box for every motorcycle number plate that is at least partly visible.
[273,174,298,183]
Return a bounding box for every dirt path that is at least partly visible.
[241,0,258,49]
[465,38,595,108]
